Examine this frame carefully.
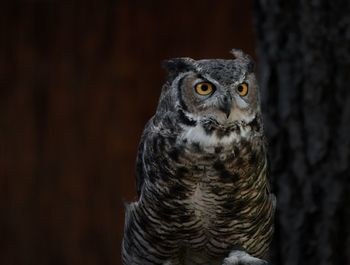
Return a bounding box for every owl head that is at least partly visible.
[157,49,261,133]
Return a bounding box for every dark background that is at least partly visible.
[0,1,257,265]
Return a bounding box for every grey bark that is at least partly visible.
[254,1,350,265]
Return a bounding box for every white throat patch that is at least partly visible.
[180,123,251,146]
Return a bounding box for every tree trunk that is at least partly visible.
[254,1,350,265]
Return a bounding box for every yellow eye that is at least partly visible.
[237,82,249,97]
[194,82,214,96]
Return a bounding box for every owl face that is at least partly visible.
[163,50,260,127]
[178,71,259,125]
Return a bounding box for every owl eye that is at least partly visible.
[237,82,249,97]
[194,82,214,96]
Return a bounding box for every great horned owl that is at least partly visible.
[122,50,275,265]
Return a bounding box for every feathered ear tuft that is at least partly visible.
[162,57,196,78]
[230,49,246,60]
[230,49,255,73]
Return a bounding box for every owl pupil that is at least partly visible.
[237,85,243,92]
[201,85,208,91]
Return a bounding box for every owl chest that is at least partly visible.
[186,178,235,234]
[165,142,268,252]
[173,171,247,255]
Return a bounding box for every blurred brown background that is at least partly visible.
[0,1,256,265]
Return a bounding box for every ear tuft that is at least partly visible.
[162,57,196,76]
[230,49,255,72]
[230,49,245,60]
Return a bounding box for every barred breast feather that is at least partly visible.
[122,113,274,265]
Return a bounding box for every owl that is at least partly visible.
[122,49,275,265]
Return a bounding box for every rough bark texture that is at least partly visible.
[254,1,350,265]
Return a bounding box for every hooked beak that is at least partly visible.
[219,94,232,118]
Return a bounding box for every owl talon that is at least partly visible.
[222,250,269,265]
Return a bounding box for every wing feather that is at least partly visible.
[135,118,155,198]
